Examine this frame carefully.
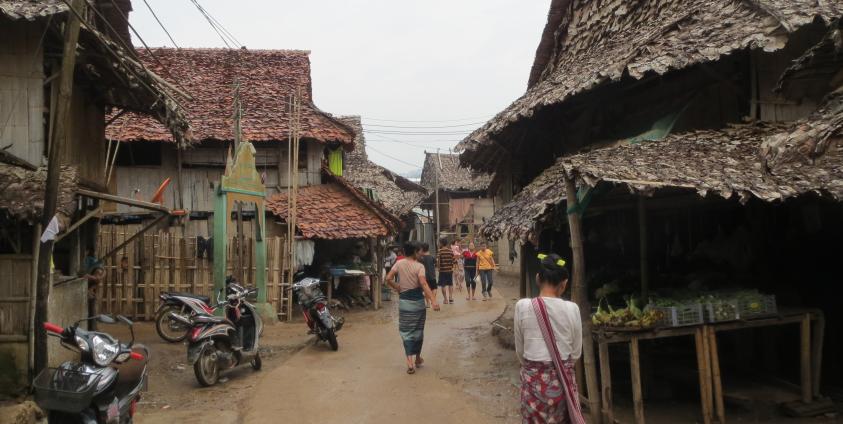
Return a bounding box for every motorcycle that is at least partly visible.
[154,291,219,343]
[34,314,149,424]
[172,279,263,386]
[290,272,345,351]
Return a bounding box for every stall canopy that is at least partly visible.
[482,93,843,242]
[266,170,400,240]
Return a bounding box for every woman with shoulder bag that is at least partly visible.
[514,253,585,424]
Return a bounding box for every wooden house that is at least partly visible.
[339,115,427,241]
[419,152,492,241]
[459,1,843,421]
[104,48,355,236]
[0,0,188,393]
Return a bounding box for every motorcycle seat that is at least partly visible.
[168,292,211,304]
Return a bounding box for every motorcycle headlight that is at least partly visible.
[91,335,120,366]
[75,335,90,352]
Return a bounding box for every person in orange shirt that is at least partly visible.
[476,241,497,300]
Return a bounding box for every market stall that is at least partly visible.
[266,169,400,314]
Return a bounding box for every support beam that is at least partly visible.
[638,197,649,299]
[564,176,602,424]
[56,207,101,243]
[35,0,84,374]
[77,189,170,213]
[98,214,167,261]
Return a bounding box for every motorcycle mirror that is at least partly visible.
[117,315,133,326]
[97,314,117,324]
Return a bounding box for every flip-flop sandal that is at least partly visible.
[449,300,454,304]
[407,367,416,374]
[415,358,424,368]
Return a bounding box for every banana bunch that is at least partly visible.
[592,296,659,328]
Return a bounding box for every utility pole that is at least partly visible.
[35,0,85,374]
[433,149,441,245]
[232,82,245,282]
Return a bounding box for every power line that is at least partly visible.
[141,0,179,48]
[366,133,454,150]
[362,114,494,123]
[366,145,423,168]
[188,0,235,48]
[364,129,473,135]
[363,121,487,129]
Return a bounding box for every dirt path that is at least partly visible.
[245,286,521,424]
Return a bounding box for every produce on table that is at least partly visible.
[591,296,664,329]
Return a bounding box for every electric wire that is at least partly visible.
[361,114,494,123]
[187,0,235,48]
[363,121,486,129]
[140,0,179,48]
[366,144,424,168]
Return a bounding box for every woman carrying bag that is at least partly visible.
[514,253,585,424]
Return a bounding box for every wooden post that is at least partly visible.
[800,314,812,404]
[34,0,84,374]
[707,328,726,424]
[564,176,602,424]
[598,341,614,424]
[695,328,713,424]
[637,197,649,299]
[812,313,824,398]
[629,337,644,424]
[519,243,527,299]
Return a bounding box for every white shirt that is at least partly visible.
[514,297,582,363]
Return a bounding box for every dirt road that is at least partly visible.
[133,280,522,424]
[245,289,520,423]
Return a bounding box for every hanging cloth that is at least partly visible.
[328,148,343,176]
[295,240,316,268]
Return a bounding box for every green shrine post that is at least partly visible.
[212,143,275,322]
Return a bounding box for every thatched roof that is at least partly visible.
[338,116,427,217]
[107,48,353,146]
[1,0,191,145]
[459,0,842,170]
[266,168,399,240]
[483,111,843,242]
[420,152,491,193]
[0,164,78,223]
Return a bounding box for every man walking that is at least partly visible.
[437,238,455,304]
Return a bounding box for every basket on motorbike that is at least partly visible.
[33,368,103,413]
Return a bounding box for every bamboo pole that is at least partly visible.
[564,176,602,424]
[598,341,614,424]
[812,312,824,398]
[695,328,713,424]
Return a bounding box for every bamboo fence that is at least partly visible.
[95,227,289,320]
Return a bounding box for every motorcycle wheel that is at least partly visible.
[155,305,189,343]
[48,411,82,423]
[194,346,219,386]
[327,329,339,351]
[251,352,262,371]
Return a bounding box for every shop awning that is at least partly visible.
[482,96,843,242]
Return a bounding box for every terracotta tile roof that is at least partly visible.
[420,152,491,193]
[338,116,427,217]
[106,48,353,145]
[266,171,399,240]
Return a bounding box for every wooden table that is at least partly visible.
[594,309,825,424]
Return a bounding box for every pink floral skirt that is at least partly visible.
[520,360,579,423]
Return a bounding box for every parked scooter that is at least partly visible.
[154,292,219,343]
[172,278,263,386]
[290,272,345,351]
[34,314,149,424]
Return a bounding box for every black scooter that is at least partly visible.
[290,272,345,351]
[34,315,149,424]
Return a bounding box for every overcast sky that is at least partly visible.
[130,0,551,174]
